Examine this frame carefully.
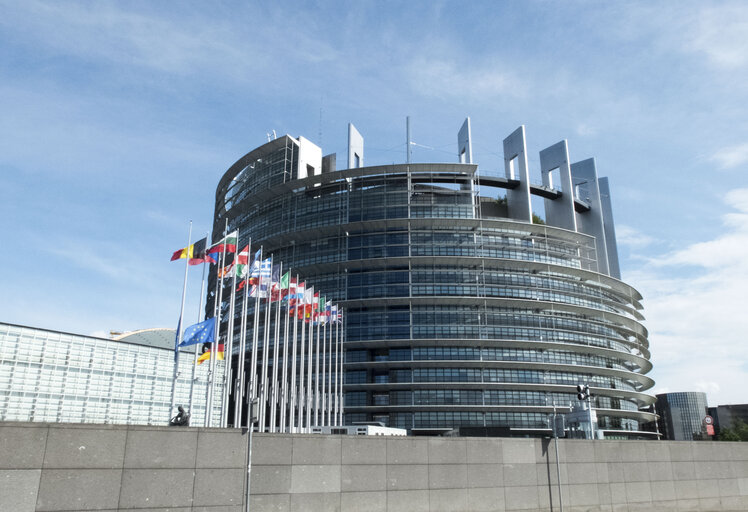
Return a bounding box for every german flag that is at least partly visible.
[197,343,224,365]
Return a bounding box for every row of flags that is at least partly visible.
[170,232,238,266]
[175,267,343,362]
[172,233,344,335]
[170,231,242,364]
[169,228,345,430]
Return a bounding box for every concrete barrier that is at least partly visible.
[2,422,747,511]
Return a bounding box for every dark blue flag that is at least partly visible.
[179,317,216,347]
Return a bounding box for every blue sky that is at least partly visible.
[2,1,747,405]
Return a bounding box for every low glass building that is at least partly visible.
[0,322,224,426]
[211,120,657,437]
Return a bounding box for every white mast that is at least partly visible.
[279,273,292,432]
[206,220,229,426]
[289,277,300,432]
[169,222,192,422]
[220,239,239,427]
[269,262,283,432]
[234,239,251,427]
[248,247,263,421]
[305,288,314,432]
[258,255,273,431]
[314,305,321,427]
[188,247,208,424]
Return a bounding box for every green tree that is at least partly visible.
[717,418,748,441]
[532,213,545,225]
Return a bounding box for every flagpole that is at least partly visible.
[205,250,222,427]
[311,305,317,431]
[249,247,263,426]
[207,219,229,427]
[330,305,334,426]
[326,306,332,426]
[221,248,239,427]
[327,304,332,426]
[320,304,325,427]
[296,283,306,433]
[269,262,282,432]
[337,308,341,427]
[258,255,273,432]
[321,306,327,426]
[306,290,314,432]
[169,221,192,423]
[333,306,339,426]
[279,273,291,432]
[204,244,222,427]
[288,277,299,432]
[188,249,208,424]
[235,239,251,427]
[340,308,346,426]
[335,306,343,426]
[314,304,321,428]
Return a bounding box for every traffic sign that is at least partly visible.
[704,415,713,425]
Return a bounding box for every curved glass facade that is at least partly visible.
[212,135,656,437]
[656,392,709,440]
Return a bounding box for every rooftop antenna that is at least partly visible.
[406,116,412,164]
[272,130,277,140]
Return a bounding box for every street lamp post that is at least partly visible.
[552,402,564,512]
[245,398,258,512]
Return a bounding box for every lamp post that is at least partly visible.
[245,398,258,512]
[552,402,564,512]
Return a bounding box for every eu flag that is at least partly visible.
[179,317,216,347]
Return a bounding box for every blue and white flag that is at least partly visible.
[260,258,272,278]
[179,317,216,347]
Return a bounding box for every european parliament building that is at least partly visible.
[213,119,656,438]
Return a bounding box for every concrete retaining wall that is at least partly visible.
[2,422,748,511]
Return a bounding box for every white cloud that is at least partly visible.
[0,1,339,83]
[406,56,524,102]
[647,190,748,269]
[630,188,748,405]
[693,380,721,396]
[616,224,656,249]
[724,188,748,212]
[575,123,598,137]
[683,5,748,70]
[710,142,748,169]
[652,386,670,396]
[0,2,247,75]
[601,3,748,71]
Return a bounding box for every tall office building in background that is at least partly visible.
[211,119,656,438]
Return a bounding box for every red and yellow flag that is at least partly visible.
[197,344,224,365]
[171,237,209,264]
